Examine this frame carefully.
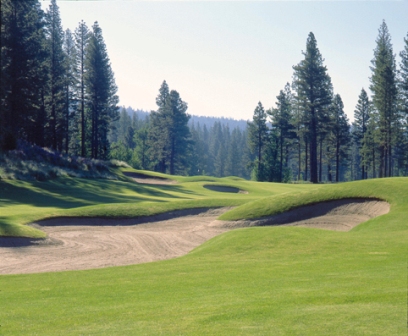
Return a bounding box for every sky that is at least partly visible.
[41,0,408,122]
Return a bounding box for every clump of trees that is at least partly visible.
[1,0,118,159]
[248,23,408,183]
[109,83,251,179]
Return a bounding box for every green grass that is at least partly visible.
[0,173,407,335]
[0,170,316,238]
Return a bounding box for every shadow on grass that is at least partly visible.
[0,178,202,210]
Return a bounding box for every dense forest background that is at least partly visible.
[1,0,407,182]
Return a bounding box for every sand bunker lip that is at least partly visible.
[203,184,248,194]
[0,199,389,274]
[212,198,390,231]
[123,172,176,185]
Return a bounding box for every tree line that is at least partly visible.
[109,81,252,179]
[1,0,118,159]
[1,2,407,183]
[248,23,408,183]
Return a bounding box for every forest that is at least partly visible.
[1,0,408,183]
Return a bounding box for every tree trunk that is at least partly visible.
[310,112,318,183]
[319,138,323,182]
[298,139,301,182]
[280,133,283,182]
[336,139,340,182]
[305,140,308,181]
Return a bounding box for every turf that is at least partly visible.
[0,173,406,335]
[0,169,316,238]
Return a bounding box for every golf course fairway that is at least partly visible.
[0,172,406,335]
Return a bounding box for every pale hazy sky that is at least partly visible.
[41,1,407,121]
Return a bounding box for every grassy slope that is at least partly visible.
[0,170,315,238]
[0,174,407,335]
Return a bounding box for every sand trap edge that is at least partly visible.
[203,184,248,194]
[211,198,390,232]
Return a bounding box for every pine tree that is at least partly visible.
[293,32,333,183]
[247,102,268,180]
[149,81,170,172]
[352,88,371,179]
[370,21,398,177]
[134,125,149,170]
[44,0,66,150]
[1,0,47,150]
[400,33,408,118]
[63,28,76,154]
[397,33,408,173]
[291,76,307,181]
[329,94,350,182]
[74,20,90,157]
[85,21,119,159]
[269,83,295,182]
[148,82,191,174]
[226,127,243,177]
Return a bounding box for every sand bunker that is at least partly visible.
[213,199,390,231]
[0,199,389,275]
[123,172,176,185]
[203,185,248,194]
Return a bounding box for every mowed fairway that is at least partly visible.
[0,172,406,335]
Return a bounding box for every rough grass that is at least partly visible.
[0,175,406,335]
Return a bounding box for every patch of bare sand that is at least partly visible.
[0,208,231,274]
[212,199,390,231]
[0,199,389,275]
[203,185,248,194]
[123,172,176,185]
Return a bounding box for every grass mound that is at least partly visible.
[0,141,128,181]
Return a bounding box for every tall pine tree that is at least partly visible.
[352,88,371,179]
[84,21,119,159]
[44,0,66,150]
[269,83,295,182]
[74,20,90,157]
[248,102,268,180]
[293,32,333,183]
[1,0,46,150]
[370,21,398,177]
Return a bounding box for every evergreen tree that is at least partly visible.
[1,0,46,150]
[63,28,76,154]
[396,33,408,174]
[352,88,371,179]
[134,125,149,170]
[149,81,169,172]
[400,33,408,118]
[269,83,295,182]
[74,20,90,157]
[291,76,307,181]
[370,21,398,177]
[84,21,119,159]
[361,109,380,178]
[148,81,191,174]
[44,0,66,150]
[226,127,243,177]
[293,32,333,183]
[329,94,350,182]
[247,102,268,180]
